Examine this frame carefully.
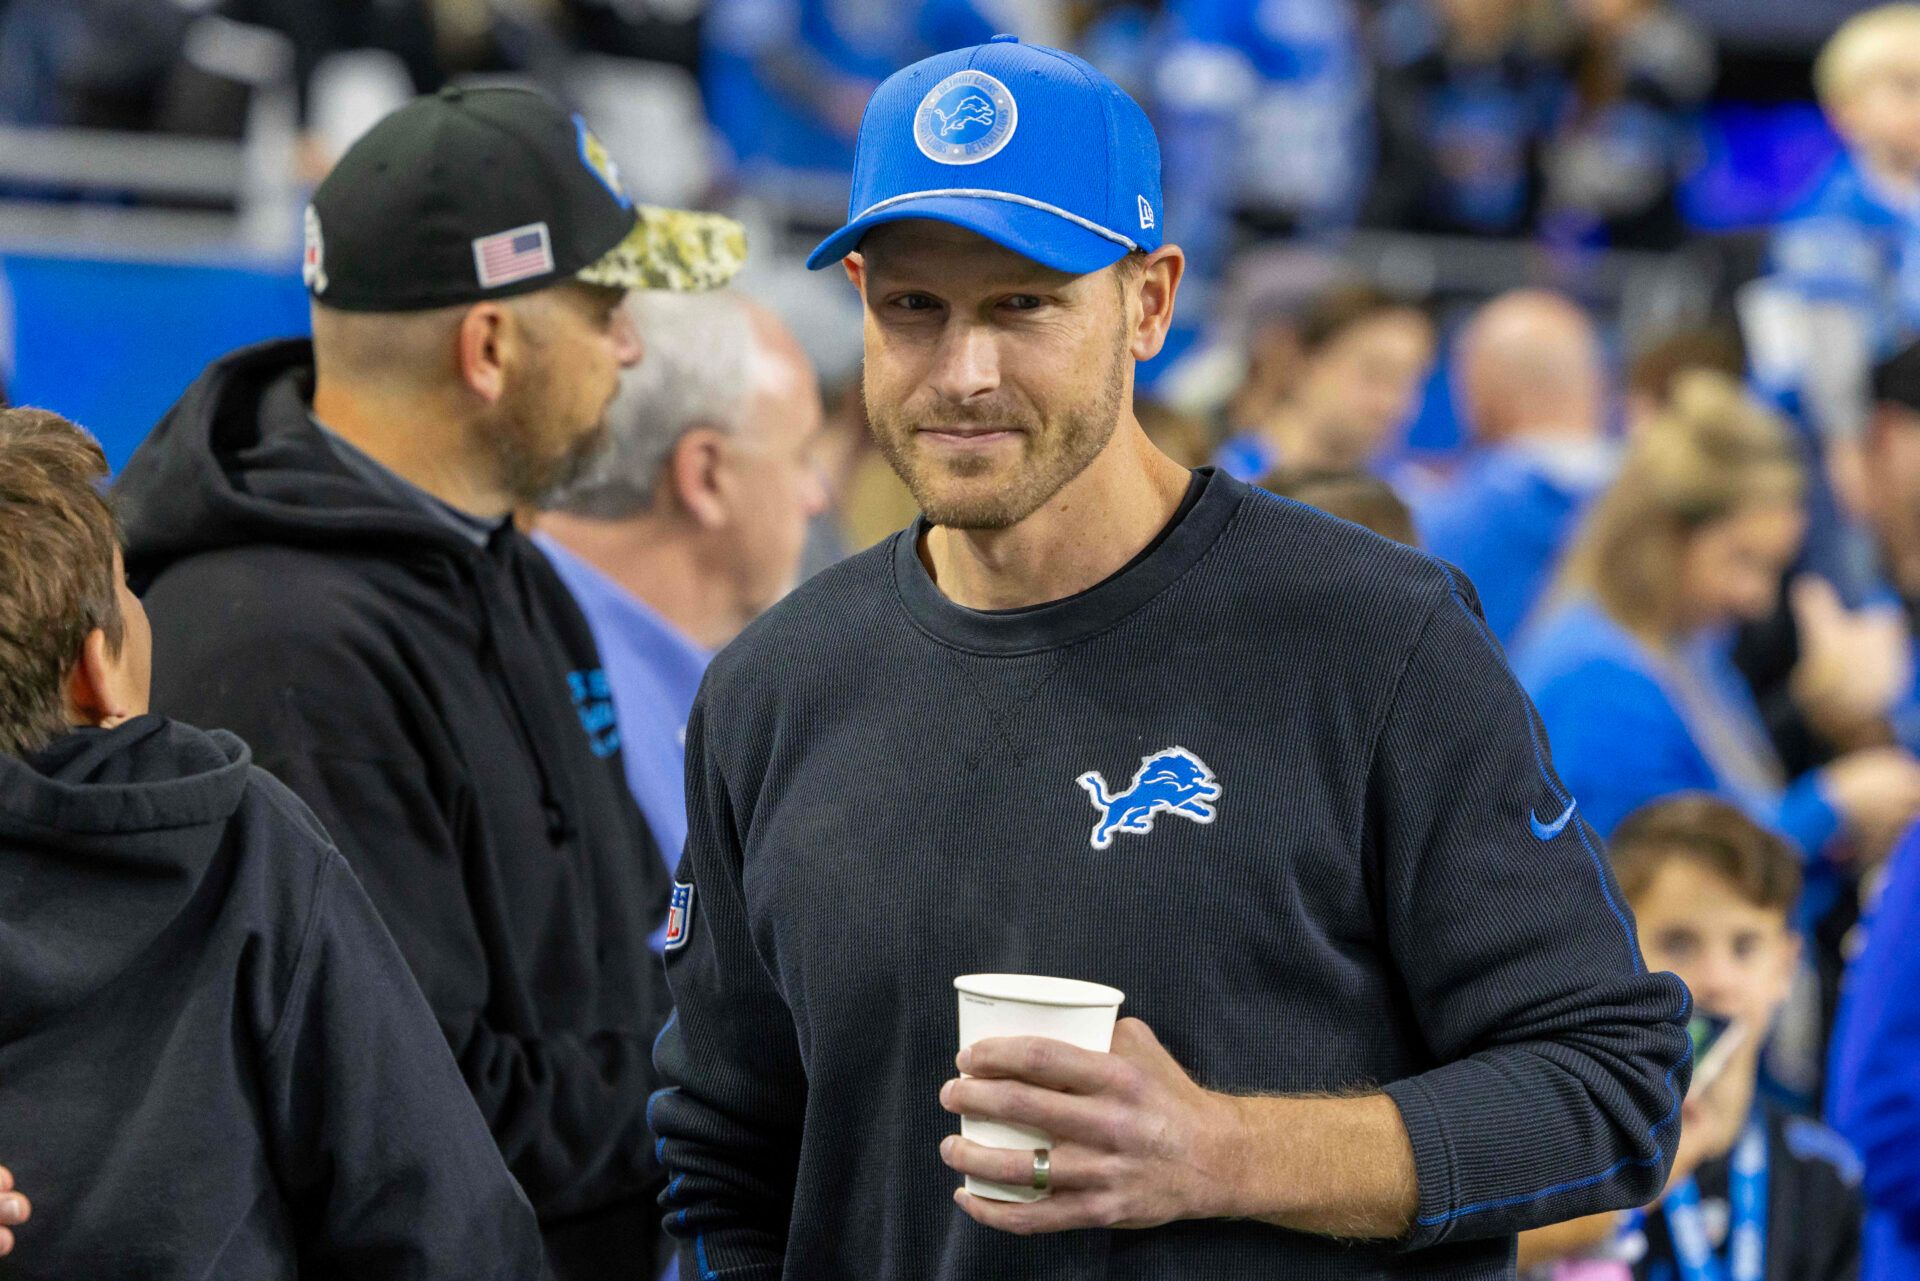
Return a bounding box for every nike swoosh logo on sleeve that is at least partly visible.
[1529,799,1578,841]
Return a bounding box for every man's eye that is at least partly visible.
[1003,295,1043,311]
[892,294,939,312]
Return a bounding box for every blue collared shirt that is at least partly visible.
[532,532,711,889]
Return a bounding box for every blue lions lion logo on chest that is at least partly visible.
[1076,748,1222,850]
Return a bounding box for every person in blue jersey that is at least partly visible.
[1415,289,1617,646]
[1514,372,1920,869]
[1213,281,1435,482]
[1829,820,1920,1281]
[1151,0,1370,282]
[535,289,828,900]
[1764,5,1920,511]
[701,0,999,208]
[1519,796,1865,1281]
[1540,0,1715,252]
[1366,0,1564,236]
[650,35,1692,1281]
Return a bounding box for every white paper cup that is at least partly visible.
[952,973,1125,1202]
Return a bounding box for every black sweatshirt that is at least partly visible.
[651,469,1693,1280]
[113,339,672,1277]
[0,717,544,1279]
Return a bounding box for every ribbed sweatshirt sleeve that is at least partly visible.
[1374,571,1694,1250]
[651,692,803,1279]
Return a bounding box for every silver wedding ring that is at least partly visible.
[1031,1148,1051,1192]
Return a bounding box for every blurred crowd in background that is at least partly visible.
[11,1,1920,1278]
[0,0,1904,485]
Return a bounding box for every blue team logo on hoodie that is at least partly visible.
[566,668,620,758]
[1076,748,1222,850]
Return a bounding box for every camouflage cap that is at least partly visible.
[577,204,748,293]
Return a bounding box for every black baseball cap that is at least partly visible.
[303,85,746,312]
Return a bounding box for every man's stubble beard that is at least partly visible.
[485,357,615,509]
[867,321,1131,531]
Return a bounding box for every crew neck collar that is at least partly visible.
[892,467,1245,656]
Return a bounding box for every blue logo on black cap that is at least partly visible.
[914,70,1018,165]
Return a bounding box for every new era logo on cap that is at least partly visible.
[473,222,555,289]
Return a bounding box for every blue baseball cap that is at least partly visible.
[805,35,1163,276]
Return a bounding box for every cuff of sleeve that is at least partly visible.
[1779,773,1843,863]
[1382,1075,1458,1252]
[677,1241,781,1281]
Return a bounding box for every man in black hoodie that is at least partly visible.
[0,407,544,1278]
[113,88,745,1278]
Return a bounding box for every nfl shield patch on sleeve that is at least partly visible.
[664,880,694,951]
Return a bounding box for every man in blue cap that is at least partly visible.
[650,37,1691,1278]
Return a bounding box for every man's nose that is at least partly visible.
[926,321,1000,404]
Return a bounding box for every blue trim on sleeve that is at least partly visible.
[648,1082,679,1164]
[696,1234,719,1281]
[653,1007,680,1058]
[1412,984,1693,1226]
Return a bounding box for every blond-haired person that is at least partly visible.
[1765,4,1920,498]
[1513,373,1920,862]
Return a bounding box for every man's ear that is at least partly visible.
[1130,245,1185,363]
[843,253,866,296]
[455,303,512,405]
[63,627,126,728]
[667,427,731,531]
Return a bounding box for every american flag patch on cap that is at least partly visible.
[472,221,555,288]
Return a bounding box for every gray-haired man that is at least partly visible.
[535,291,828,890]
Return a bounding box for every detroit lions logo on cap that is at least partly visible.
[574,114,633,209]
[914,70,1018,165]
[1076,747,1221,850]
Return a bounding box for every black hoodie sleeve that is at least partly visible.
[145,572,660,1225]
[1373,570,1694,1249]
[649,692,802,1278]
[252,782,547,1278]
